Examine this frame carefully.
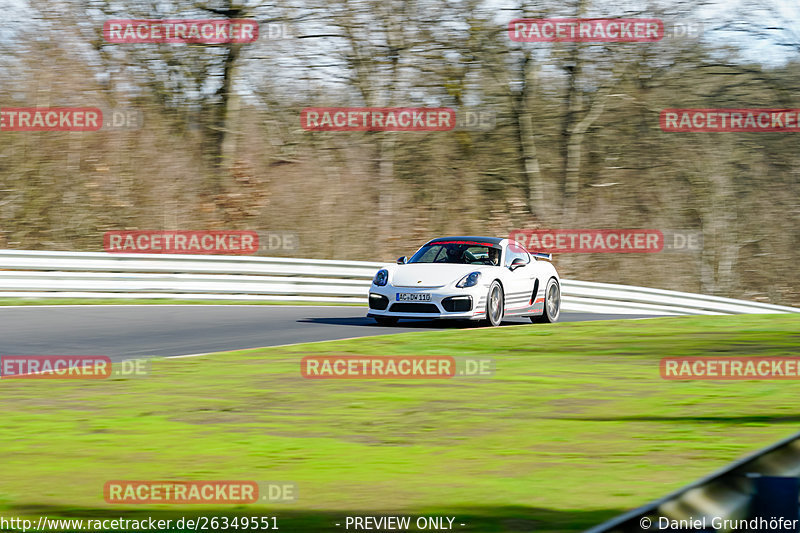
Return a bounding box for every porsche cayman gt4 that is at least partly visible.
[367,236,560,326]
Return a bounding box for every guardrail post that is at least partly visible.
[747,474,799,531]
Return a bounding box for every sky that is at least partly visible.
[0,0,797,71]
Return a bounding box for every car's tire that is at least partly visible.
[374,316,398,326]
[531,277,560,324]
[484,281,504,327]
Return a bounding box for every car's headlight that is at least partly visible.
[456,271,481,288]
[373,269,389,286]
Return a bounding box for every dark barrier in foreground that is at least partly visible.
[585,430,800,532]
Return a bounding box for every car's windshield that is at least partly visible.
[409,242,500,265]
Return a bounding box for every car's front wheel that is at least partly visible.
[484,281,504,327]
[374,316,398,326]
[531,277,560,323]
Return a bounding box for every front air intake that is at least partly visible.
[442,296,472,312]
[368,294,389,310]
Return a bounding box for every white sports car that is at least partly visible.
[367,236,561,326]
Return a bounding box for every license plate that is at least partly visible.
[396,293,431,302]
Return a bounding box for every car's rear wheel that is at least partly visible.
[484,281,504,327]
[531,277,560,323]
[374,316,398,326]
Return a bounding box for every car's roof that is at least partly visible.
[425,236,504,247]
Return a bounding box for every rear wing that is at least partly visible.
[508,239,552,262]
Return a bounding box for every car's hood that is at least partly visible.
[391,263,490,288]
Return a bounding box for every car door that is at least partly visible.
[502,244,535,315]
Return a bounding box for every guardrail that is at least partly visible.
[585,430,800,533]
[0,250,797,315]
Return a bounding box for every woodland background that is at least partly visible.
[0,0,798,305]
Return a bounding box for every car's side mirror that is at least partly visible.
[509,258,528,271]
[397,256,407,264]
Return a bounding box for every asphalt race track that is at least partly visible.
[0,305,656,360]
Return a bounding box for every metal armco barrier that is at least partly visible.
[0,250,797,315]
[585,431,800,533]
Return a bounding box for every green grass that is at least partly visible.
[0,298,361,306]
[1,315,799,532]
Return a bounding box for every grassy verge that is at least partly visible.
[1,315,799,531]
[0,298,362,307]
